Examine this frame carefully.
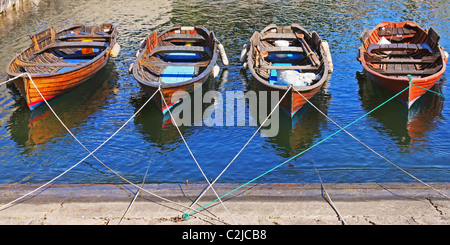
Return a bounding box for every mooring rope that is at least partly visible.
[293,85,450,201]
[118,148,155,225]
[308,154,347,225]
[0,75,231,224]
[0,75,160,210]
[0,73,27,87]
[185,83,414,216]
[159,88,237,224]
[184,85,293,218]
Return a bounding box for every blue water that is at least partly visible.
[0,0,448,184]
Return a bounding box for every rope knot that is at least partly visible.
[182,212,190,221]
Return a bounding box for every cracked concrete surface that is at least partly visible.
[0,183,449,225]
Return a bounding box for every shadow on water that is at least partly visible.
[356,70,445,149]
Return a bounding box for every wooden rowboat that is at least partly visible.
[6,23,120,110]
[243,24,332,117]
[357,21,448,108]
[131,25,227,114]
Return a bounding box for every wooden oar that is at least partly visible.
[295,33,320,66]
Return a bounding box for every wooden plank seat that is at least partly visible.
[260,64,319,70]
[260,46,304,53]
[378,27,417,36]
[30,41,108,59]
[149,46,210,56]
[364,53,440,64]
[163,33,206,42]
[48,41,109,49]
[367,43,433,54]
[15,58,82,67]
[261,33,297,40]
[374,65,442,76]
[141,59,210,67]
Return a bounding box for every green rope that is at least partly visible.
[412,84,447,98]
[187,82,414,216]
[407,74,447,98]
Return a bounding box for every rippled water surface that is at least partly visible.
[0,0,449,184]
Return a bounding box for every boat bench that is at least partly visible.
[260,64,319,70]
[367,43,433,54]
[364,52,440,64]
[149,46,210,56]
[378,27,417,36]
[57,33,112,41]
[163,34,206,42]
[260,46,304,53]
[47,41,109,49]
[261,33,297,40]
[141,59,210,67]
[375,65,443,76]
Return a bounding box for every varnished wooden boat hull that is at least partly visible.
[14,54,110,109]
[132,25,219,114]
[6,23,119,110]
[252,77,324,116]
[357,21,447,108]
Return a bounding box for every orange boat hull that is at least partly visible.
[357,21,447,108]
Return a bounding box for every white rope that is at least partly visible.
[159,88,237,224]
[0,73,27,87]
[185,85,293,214]
[118,149,154,225]
[0,77,231,224]
[293,87,450,200]
[309,154,347,225]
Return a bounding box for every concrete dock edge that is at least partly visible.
[0,182,449,225]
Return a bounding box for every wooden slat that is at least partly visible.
[260,46,304,53]
[16,59,82,67]
[163,33,205,41]
[364,53,440,64]
[375,65,442,75]
[259,65,319,70]
[149,46,210,56]
[367,43,429,53]
[261,33,296,40]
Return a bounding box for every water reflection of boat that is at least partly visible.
[356,70,444,146]
[131,76,216,146]
[246,71,331,157]
[7,62,118,146]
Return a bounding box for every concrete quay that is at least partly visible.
[0,182,449,225]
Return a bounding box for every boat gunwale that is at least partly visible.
[247,24,330,94]
[357,21,447,84]
[5,24,118,79]
[132,25,218,89]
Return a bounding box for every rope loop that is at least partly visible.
[182,213,190,221]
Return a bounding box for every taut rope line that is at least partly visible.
[309,154,347,225]
[118,148,155,225]
[294,80,450,201]
[159,88,237,224]
[184,85,293,217]
[0,76,161,211]
[185,83,413,216]
[0,77,230,223]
